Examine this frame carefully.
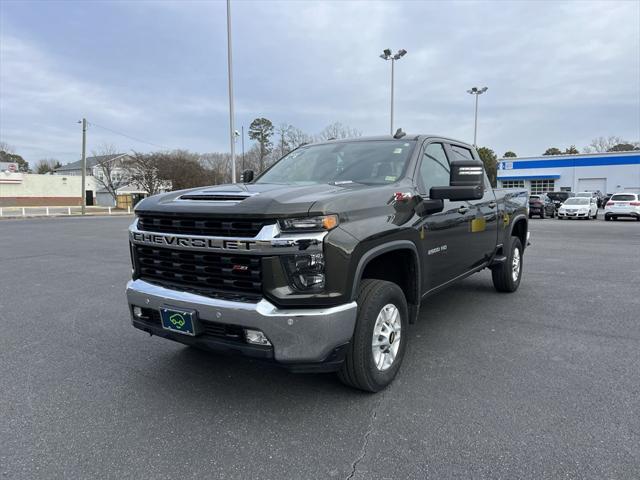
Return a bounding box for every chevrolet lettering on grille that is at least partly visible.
[130,231,257,251]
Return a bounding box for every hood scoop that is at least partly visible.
[178,190,256,202]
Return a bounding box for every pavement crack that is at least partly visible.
[345,396,383,480]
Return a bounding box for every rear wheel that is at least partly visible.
[605,215,611,221]
[338,279,408,392]
[540,210,545,219]
[492,237,523,293]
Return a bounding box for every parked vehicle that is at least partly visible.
[528,194,555,218]
[545,191,574,212]
[557,197,598,219]
[604,193,640,221]
[125,134,529,392]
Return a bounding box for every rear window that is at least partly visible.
[529,195,540,200]
[611,194,636,201]
[450,145,474,161]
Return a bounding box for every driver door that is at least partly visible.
[415,141,473,291]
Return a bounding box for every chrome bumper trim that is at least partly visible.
[126,279,357,363]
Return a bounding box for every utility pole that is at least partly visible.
[380,49,407,135]
[80,118,87,215]
[466,86,488,147]
[226,0,236,183]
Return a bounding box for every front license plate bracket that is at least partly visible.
[160,306,199,336]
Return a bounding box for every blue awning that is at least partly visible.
[498,174,561,180]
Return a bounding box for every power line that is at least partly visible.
[87,122,170,150]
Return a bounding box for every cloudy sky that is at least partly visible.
[1,0,639,165]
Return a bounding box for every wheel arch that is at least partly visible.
[509,214,528,249]
[350,240,421,323]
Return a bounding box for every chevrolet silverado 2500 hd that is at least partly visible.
[126,133,529,392]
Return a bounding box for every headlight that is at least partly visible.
[279,215,338,232]
[282,253,325,291]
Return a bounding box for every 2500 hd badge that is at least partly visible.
[126,133,529,392]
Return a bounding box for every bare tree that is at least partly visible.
[273,123,293,159]
[200,152,232,185]
[583,136,625,153]
[122,152,167,196]
[34,158,62,174]
[286,127,313,150]
[315,122,362,142]
[92,144,129,204]
[157,150,214,190]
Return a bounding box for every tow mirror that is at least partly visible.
[429,160,485,201]
[241,169,254,183]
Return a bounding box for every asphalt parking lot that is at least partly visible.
[1,215,639,479]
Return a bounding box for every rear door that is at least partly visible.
[447,143,498,269]
[415,140,470,290]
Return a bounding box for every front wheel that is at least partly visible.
[338,279,408,392]
[492,237,523,293]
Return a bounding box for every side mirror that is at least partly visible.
[429,160,485,201]
[240,169,254,183]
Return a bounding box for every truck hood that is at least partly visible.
[134,182,401,218]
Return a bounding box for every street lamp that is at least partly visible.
[226,0,236,183]
[467,86,488,147]
[380,48,407,135]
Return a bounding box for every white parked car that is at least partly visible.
[557,197,598,220]
[604,193,640,221]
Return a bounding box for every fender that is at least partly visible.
[508,213,528,247]
[350,240,421,323]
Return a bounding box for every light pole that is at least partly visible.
[467,86,488,147]
[380,48,407,135]
[226,0,236,183]
[77,118,87,215]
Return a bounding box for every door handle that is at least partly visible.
[488,201,497,208]
[457,206,469,214]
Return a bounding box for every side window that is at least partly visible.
[451,145,474,161]
[420,143,450,195]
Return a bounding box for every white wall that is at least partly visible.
[0,173,100,206]
[499,164,640,194]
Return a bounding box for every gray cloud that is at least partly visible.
[0,0,638,164]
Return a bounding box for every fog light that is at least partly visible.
[133,306,143,318]
[245,329,271,346]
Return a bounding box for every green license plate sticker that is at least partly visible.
[160,307,197,336]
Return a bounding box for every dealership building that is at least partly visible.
[497,151,640,195]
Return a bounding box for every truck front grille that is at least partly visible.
[133,245,262,298]
[137,214,272,237]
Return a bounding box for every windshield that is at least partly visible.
[256,140,416,185]
[564,198,589,205]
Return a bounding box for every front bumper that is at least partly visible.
[126,279,357,367]
[558,211,589,218]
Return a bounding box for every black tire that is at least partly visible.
[540,210,545,219]
[338,279,408,392]
[605,215,611,221]
[492,237,523,293]
[550,209,555,218]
